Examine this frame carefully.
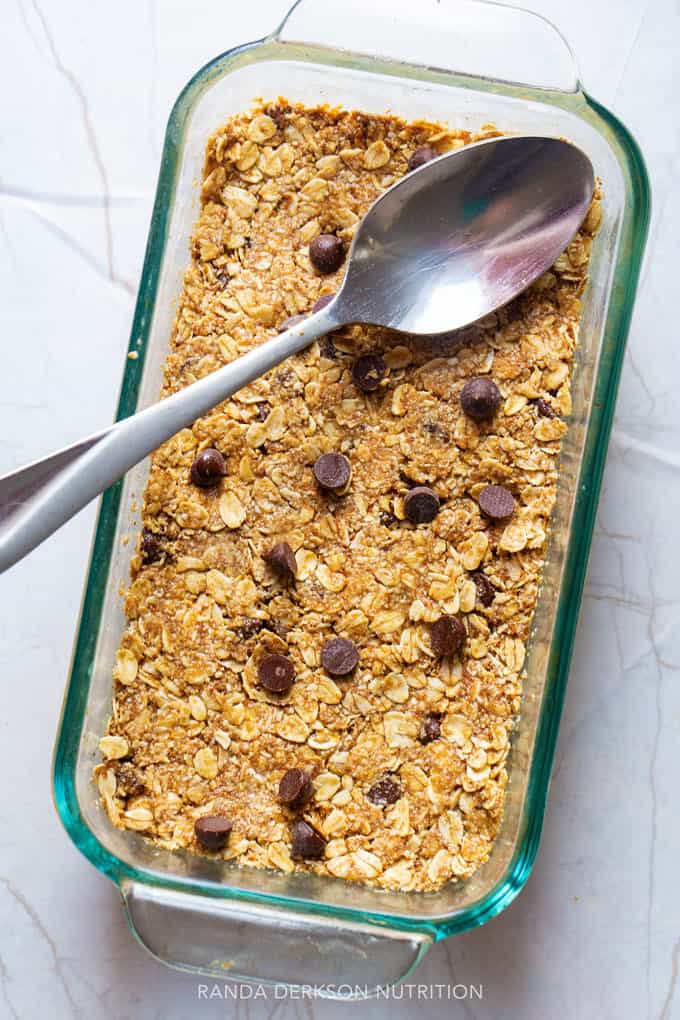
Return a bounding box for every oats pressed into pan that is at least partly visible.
[96,101,600,892]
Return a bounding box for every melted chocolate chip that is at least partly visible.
[257,653,295,693]
[431,615,466,657]
[114,763,146,799]
[278,768,312,806]
[309,234,345,274]
[319,336,338,360]
[263,541,297,579]
[195,816,233,850]
[291,820,326,859]
[404,486,440,524]
[367,776,402,806]
[407,145,438,172]
[352,354,387,393]
[420,714,442,744]
[190,448,226,488]
[534,397,557,418]
[320,637,359,677]
[472,571,495,607]
[140,529,163,565]
[235,618,265,641]
[478,484,516,521]
[262,619,291,639]
[423,420,450,442]
[379,509,399,529]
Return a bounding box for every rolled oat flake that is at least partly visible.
[478,484,516,521]
[313,452,351,492]
[321,636,359,676]
[257,653,295,693]
[291,820,326,859]
[278,768,312,806]
[194,816,232,850]
[404,485,440,524]
[263,541,297,579]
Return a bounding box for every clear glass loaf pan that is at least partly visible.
[53,0,650,997]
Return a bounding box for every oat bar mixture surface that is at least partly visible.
[96,101,599,891]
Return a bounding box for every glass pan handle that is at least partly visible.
[276,0,580,94]
[122,881,431,998]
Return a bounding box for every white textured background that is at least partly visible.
[1,1,678,1018]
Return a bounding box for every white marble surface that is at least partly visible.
[0,1,678,1017]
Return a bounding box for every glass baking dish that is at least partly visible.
[52,0,649,997]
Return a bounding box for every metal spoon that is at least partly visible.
[0,135,593,573]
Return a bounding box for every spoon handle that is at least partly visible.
[0,306,338,573]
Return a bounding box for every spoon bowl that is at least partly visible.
[333,135,594,334]
[0,135,594,572]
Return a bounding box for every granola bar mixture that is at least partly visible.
[96,101,600,892]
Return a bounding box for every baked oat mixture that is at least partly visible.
[96,101,600,892]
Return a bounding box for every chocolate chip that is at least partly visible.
[404,486,440,524]
[367,776,402,806]
[195,816,233,850]
[257,653,295,693]
[278,768,312,806]
[291,820,326,859]
[140,529,163,565]
[321,637,359,677]
[278,313,307,333]
[309,234,345,274]
[190,448,226,488]
[420,714,442,744]
[407,145,438,172]
[313,452,351,492]
[460,377,502,421]
[430,615,466,657]
[313,292,335,312]
[472,571,495,607]
[534,397,557,418]
[263,541,297,579]
[478,484,516,521]
[352,353,386,393]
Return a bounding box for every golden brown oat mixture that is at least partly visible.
[96,101,600,891]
